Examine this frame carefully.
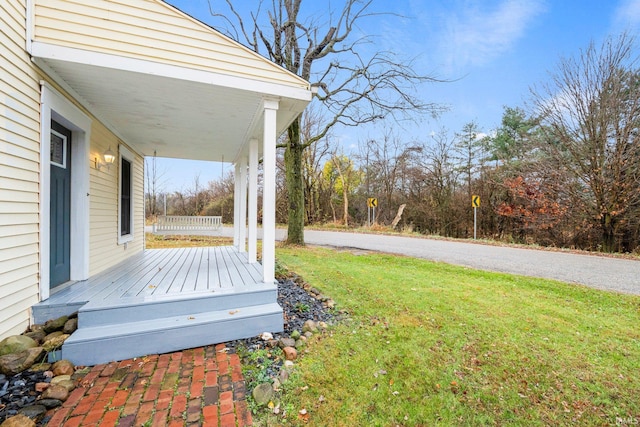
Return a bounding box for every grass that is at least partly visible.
[145,233,233,248]
[273,246,640,426]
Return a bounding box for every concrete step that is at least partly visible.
[61,302,283,365]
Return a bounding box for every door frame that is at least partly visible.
[39,82,91,300]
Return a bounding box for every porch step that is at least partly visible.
[77,285,278,327]
[61,303,283,366]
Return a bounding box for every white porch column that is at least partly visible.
[248,139,259,263]
[238,155,248,253]
[262,99,279,283]
[233,162,241,248]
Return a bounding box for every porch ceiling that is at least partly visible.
[35,56,309,162]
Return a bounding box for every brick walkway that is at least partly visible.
[45,344,252,427]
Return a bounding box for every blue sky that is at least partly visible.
[157,0,640,192]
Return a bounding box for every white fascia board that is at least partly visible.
[30,42,313,102]
[26,0,34,53]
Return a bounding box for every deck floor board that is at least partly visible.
[38,246,267,311]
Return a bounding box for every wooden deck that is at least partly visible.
[32,247,283,365]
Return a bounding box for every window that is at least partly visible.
[118,145,134,244]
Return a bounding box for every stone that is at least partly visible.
[0,414,36,427]
[23,330,46,344]
[283,360,295,368]
[266,339,279,348]
[324,299,336,309]
[278,369,290,384]
[54,379,75,392]
[0,348,45,375]
[0,336,38,357]
[62,318,78,335]
[260,332,274,341]
[36,398,63,409]
[294,339,306,349]
[302,320,318,334]
[41,384,69,401]
[43,316,69,334]
[17,405,47,422]
[34,382,49,392]
[318,321,328,330]
[42,335,70,352]
[29,363,51,372]
[51,360,74,376]
[50,374,71,385]
[29,324,44,333]
[252,383,274,406]
[282,347,297,361]
[304,332,314,339]
[43,331,63,342]
[290,330,301,340]
[279,338,296,348]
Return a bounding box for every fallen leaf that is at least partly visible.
[268,401,275,409]
[229,310,239,315]
[392,391,399,396]
[389,379,394,386]
[187,316,195,320]
[299,409,308,415]
[148,285,156,288]
[378,370,387,375]
[318,395,326,403]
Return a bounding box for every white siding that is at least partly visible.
[0,0,42,338]
[88,123,144,275]
[33,0,308,89]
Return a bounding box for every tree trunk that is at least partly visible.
[342,186,349,227]
[391,204,406,229]
[285,116,305,245]
[601,213,616,253]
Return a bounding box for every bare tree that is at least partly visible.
[210,0,445,244]
[144,152,166,219]
[531,32,640,252]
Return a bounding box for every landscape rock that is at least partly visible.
[35,399,62,409]
[29,325,44,333]
[279,338,296,349]
[51,360,74,377]
[54,379,75,392]
[42,335,69,352]
[0,348,45,375]
[49,374,71,385]
[290,330,301,340]
[28,363,51,372]
[294,339,306,349]
[0,336,38,357]
[278,369,290,384]
[0,414,36,427]
[302,320,318,333]
[42,331,63,342]
[43,316,68,334]
[41,384,69,401]
[252,383,274,406]
[62,318,78,335]
[260,332,273,341]
[17,405,46,422]
[34,382,49,392]
[22,331,45,345]
[282,347,297,361]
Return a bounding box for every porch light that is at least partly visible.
[95,146,116,171]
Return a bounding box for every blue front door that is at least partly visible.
[50,120,72,287]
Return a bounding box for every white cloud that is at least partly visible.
[439,0,547,70]
[612,0,640,29]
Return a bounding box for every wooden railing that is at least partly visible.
[154,215,222,232]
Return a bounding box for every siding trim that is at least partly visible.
[40,82,91,300]
[26,0,34,53]
[31,41,312,102]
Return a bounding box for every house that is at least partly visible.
[1,0,311,364]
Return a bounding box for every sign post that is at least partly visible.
[472,195,480,240]
[367,198,378,226]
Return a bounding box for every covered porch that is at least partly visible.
[27,0,311,364]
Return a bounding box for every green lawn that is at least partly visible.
[273,246,640,426]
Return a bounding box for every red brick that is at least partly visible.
[98,382,119,401]
[231,365,243,382]
[205,358,218,371]
[99,362,119,377]
[219,391,234,415]
[216,351,227,364]
[190,379,204,397]
[170,394,187,418]
[193,365,205,382]
[168,419,184,427]
[62,415,85,427]
[151,366,167,384]
[101,409,121,427]
[156,389,174,411]
[70,393,98,416]
[205,371,218,387]
[152,409,169,427]
[82,407,105,425]
[81,369,101,385]
[143,383,161,401]
[220,412,236,427]
[167,361,181,374]
[235,400,253,427]
[214,343,226,352]
[121,393,143,417]
[139,358,157,377]
[110,389,129,408]
[157,353,171,368]
[87,376,109,394]
[117,414,136,427]
[62,388,87,408]
[218,375,232,392]
[193,349,205,367]
[186,398,202,423]
[134,401,155,426]
[47,406,71,426]
[118,359,135,368]
[203,404,218,423]
[217,360,229,374]
[171,351,183,361]
[229,353,240,366]
[203,386,219,406]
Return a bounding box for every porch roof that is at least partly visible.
[29,0,312,162]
